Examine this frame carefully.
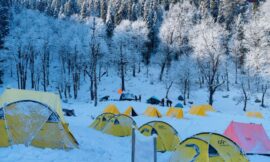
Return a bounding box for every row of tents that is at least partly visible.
[90,115,180,152]
[90,111,270,160]
[103,104,264,119]
[0,88,267,156]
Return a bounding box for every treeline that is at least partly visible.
[8,0,262,63]
[0,0,269,110]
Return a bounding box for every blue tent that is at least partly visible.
[147,96,160,105]
[175,103,184,108]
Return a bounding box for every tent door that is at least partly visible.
[4,102,52,145]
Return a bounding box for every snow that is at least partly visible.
[1,73,270,162]
[0,3,270,162]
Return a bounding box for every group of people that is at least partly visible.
[160,98,173,107]
[134,95,142,102]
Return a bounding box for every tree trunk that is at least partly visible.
[133,64,136,77]
[138,62,141,73]
[120,43,125,91]
[261,85,267,107]
[235,58,238,84]
[242,83,247,112]
[209,88,214,106]
[94,64,98,106]
[165,81,173,99]
[187,80,190,99]
[225,62,229,91]
[183,79,187,105]
[121,62,125,91]
[90,77,94,100]
[159,61,166,81]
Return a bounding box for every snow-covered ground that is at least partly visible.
[1,73,270,162]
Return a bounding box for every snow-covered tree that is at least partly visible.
[158,2,194,81]
[173,55,196,105]
[231,13,247,84]
[112,20,149,90]
[244,1,270,107]
[190,17,226,105]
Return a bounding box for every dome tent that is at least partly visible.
[139,121,180,152]
[0,89,78,149]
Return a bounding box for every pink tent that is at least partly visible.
[224,121,270,154]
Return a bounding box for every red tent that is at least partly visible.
[224,121,270,154]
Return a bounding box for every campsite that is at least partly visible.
[0,0,270,162]
[1,82,270,161]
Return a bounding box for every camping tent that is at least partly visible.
[170,136,248,162]
[246,112,263,118]
[166,107,183,119]
[193,132,248,161]
[144,106,162,118]
[89,113,115,130]
[0,89,78,149]
[103,104,120,114]
[175,103,183,108]
[224,121,270,154]
[119,93,136,101]
[146,96,160,105]
[139,121,180,152]
[124,106,138,117]
[102,114,136,137]
[189,104,215,116]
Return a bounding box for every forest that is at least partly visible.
[0,0,269,109]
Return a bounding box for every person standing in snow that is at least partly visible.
[167,99,172,107]
[161,98,165,106]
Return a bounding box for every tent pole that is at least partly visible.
[2,104,14,146]
[154,136,157,162]
[131,128,135,162]
[26,112,53,146]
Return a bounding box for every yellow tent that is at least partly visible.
[170,136,248,162]
[0,89,78,149]
[123,106,138,117]
[144,106,162,118]
[189,104,215,116]
[139,121,180,152]
[103,104,120,114]
[166,107,183,119]
[89,113,115,130]
[193,133,248,161]
[102,114,136,137]
[246,112,263,118]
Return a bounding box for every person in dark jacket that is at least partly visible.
[160,98,165,106]
[166,99,172,107]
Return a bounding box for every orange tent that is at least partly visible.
[224,121,270,154]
